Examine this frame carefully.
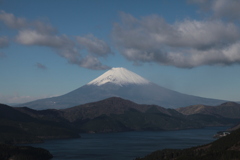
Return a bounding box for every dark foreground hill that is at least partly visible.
[0,144,53,160]
[135,127,240,160]
[0,103,79,144]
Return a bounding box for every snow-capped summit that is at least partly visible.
[87,67,150,86]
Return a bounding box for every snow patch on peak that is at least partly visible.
[87,67,150,86]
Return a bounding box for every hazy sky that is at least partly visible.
[1,0,240,104]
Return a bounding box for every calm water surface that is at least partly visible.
[29,127,228,160]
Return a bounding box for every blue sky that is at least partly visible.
[1,0,240,104]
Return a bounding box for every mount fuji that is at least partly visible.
[20,67,225,110]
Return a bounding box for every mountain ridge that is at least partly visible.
[61,97,180,122]
[19,67,226,110]
[2,97,239,143]
[15,97,239,133]
[15,97,204,133]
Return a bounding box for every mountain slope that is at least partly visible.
[61,97,181,121]
[20,67,225,110]
[59,97,202,132]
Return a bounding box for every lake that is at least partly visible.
[28,127,228,160]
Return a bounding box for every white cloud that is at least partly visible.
[32,20,57,34]
[0,36,8,48]
[166,42,240,68]
[212,0,240,19]
[36,62,47,70]
[112,12,240,68]
[0,36,9,57]
[16,30,110,70]
[77,34,112,57]
[173,20,239,49]
[0,10,56,32]
[79,55,110,70]
[0,10,111,70]
[0,10,27,29]
[189,0,240,20]
[0,52,6,58]
[16,29,74,48]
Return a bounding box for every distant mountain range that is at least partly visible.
[19,67,226,110]
[16,97,202,133]
[177,102,240,119]
[1,97,240,143]
[60,97,240,132]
